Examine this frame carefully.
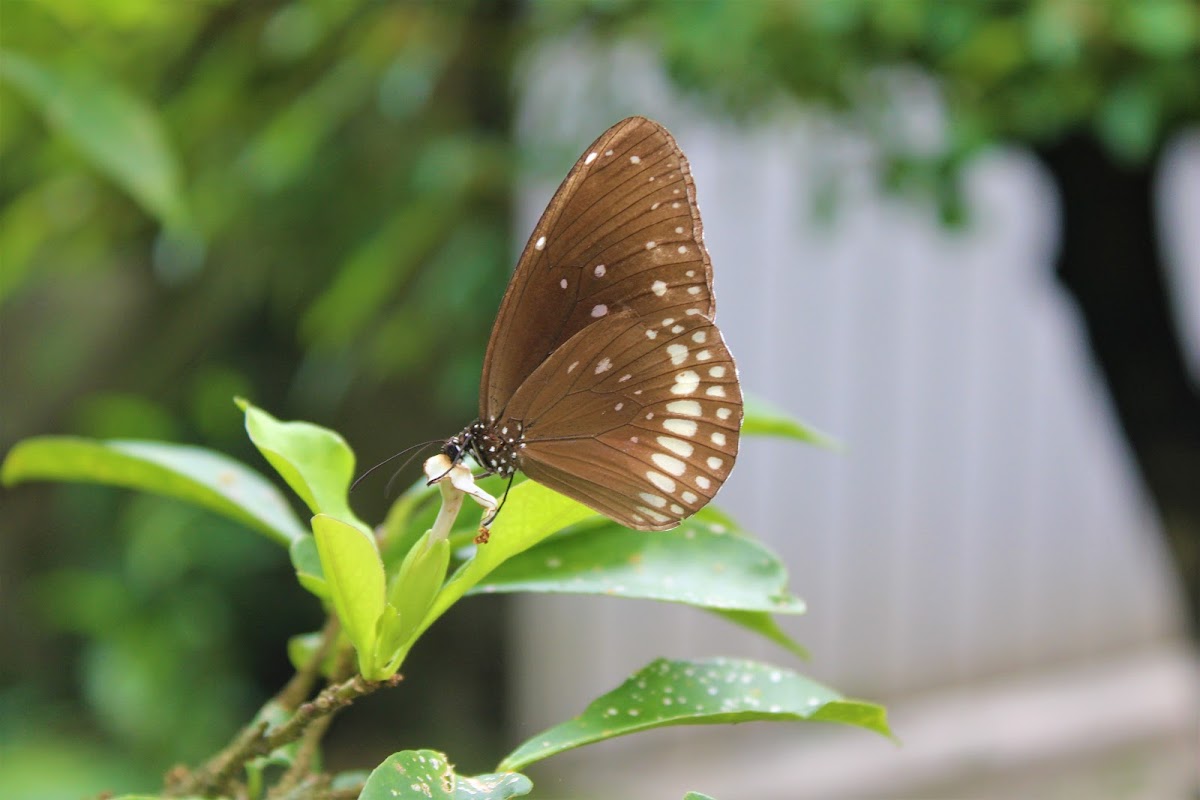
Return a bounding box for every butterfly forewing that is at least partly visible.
[459,116,742,531]
[480,117,715,419]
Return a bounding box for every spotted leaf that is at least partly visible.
[470,516,805,614]
[498,657,890,771]
[360,750,531,800]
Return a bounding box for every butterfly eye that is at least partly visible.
[444,117,742,531]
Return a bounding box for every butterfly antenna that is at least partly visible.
[352,439,443,494]
[384,439,454,497]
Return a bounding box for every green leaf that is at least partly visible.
[287,631,338,678]
[361,750,531,800]
[385,532,451,653]
[312,514,385,677]
[239,399,369,532]
[684,793,719,800]
[711,609,808,658]
[471,517,806,615]
[499,657,890,771]
[289,535,327,597]
[412,480,599,642]
[1,436,305,546]
[742,395,839,449]
[0,52,190,228]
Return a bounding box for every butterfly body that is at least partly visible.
[446,117,743,531]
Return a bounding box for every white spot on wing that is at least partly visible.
[667,343,689,365]
[630,155,641,164]
[567,361,579,373]
[709,366,726,378]
[711,432,727,446]
[591,304,608,317]
[716,407,732,420]
[681,490,698,503]
[585,152,598,165]
[663,418,698,436]
[687,286,701,295]
[645,329,658,340]
[696,476,712,489]
[651,453,686,477]
[671,371,700,395]
[639,506,670,523]
[535,236,546,251]
[667,400,702,417]
[639,491,667,508]
[707,456,724,470]
[594,264,606,277]
[646,471,676,492]
[651,280,667,296]
[645,240,657,250]
[658,437,694,457]
[595,357,612,374]
[706,386,727,397]
[560,278,568,289]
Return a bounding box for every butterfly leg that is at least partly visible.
[422,454,499,544]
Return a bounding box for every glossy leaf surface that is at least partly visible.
[499,657,889,771]
[361,750,531,800]
[1,436,305,546]
[312,514,385,677]
[240,400,369,532]
[472,517,805,614]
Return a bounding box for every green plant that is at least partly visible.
[3,398,888,800]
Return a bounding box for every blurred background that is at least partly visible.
[1,2,1197,799]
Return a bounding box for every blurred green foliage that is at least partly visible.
[555,0,1200,219]
[2,1,1197,798]
[2,2,518,795]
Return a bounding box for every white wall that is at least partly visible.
[510,40,1192,753]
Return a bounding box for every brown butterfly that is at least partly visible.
[442,117,742,530]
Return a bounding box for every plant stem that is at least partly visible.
[165,647,401,797]
[267,713,334,798]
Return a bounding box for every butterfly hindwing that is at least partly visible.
[501,308,742,530]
